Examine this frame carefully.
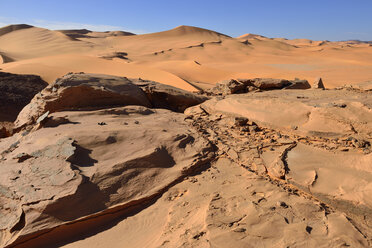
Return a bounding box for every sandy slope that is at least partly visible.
[0,24,371,90]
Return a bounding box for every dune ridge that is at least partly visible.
[0,24,370,89]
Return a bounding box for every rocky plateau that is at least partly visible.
[0,73,371,248]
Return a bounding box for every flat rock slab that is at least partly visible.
[201,89,372,139]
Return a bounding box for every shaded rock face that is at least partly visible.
[0,106,214,247]
[134,79,209,112]
[313,77,325,89]
[14,73,208,129]
[206,78,311,95]
[0,72,48,122]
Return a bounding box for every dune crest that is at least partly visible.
[0,24,371,89]
[0,24,34,36]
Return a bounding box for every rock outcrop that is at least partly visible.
[313,77,325,89]
[182,87,372,246]
[14,73,208,130]
[206,78,311,95]
[1,72,371,247]
[200,88,372,140]
[0,106,214,247]
[0,72,48,122]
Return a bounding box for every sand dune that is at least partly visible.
[57,29,135,39]
[0,24,33,36]
[0,52,14,64]
[1,54,197,91]
[0,24,371,89]
[237,33,267,40]
[0,26,93,61]
[0,21,372,248]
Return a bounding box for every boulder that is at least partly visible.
[14,73,208,130]
[283,79,311,89]
[251,78,291,90]
[133,78,208,112]
[205,79,246,95]
[206,78,311,95]
[313,77,325,89]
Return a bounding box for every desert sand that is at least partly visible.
[0,24,372,89]
[0,23,372,248]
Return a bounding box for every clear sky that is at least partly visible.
[1,0,371,41]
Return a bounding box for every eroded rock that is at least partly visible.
[14,73,208,130]
[0,105,213,247]
[206,78,310,95]
[313,77,325,89]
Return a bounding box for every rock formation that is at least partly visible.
[206,78,311,95]
[0,73,371,247]
[313,77,325,89]
[14,73,208,130]
[0,105,214,247]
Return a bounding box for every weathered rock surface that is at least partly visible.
[14,73,208,129]
[201,88,372,139]
[0,106,214,247]
[134,78,208,112]
[184,87,372,245]
[63,157,369,248]
[0,72,48,122]
[206,78,311,95]
[1,72,371,247]
[61,87,371,247]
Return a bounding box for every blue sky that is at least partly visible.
[1,0,371,41]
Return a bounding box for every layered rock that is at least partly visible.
[200,88,372,140]
[205,78,311,95]
[1,72,371,247]
[185,87,372,244]
[14,73,208,130]
[0,106,214,247]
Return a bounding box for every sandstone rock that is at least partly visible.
[251,78,291,90]
[234,117,249,126]
[0,126,6,139]
[0,71,48,122]
[14,73,208,130]
[313,77,325,89]
[205,79,246,95]
[284,79,311,89]
[134,79,208,112]
[206,78,311,96]
[200,89,372,139]
[0,106,213,247]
